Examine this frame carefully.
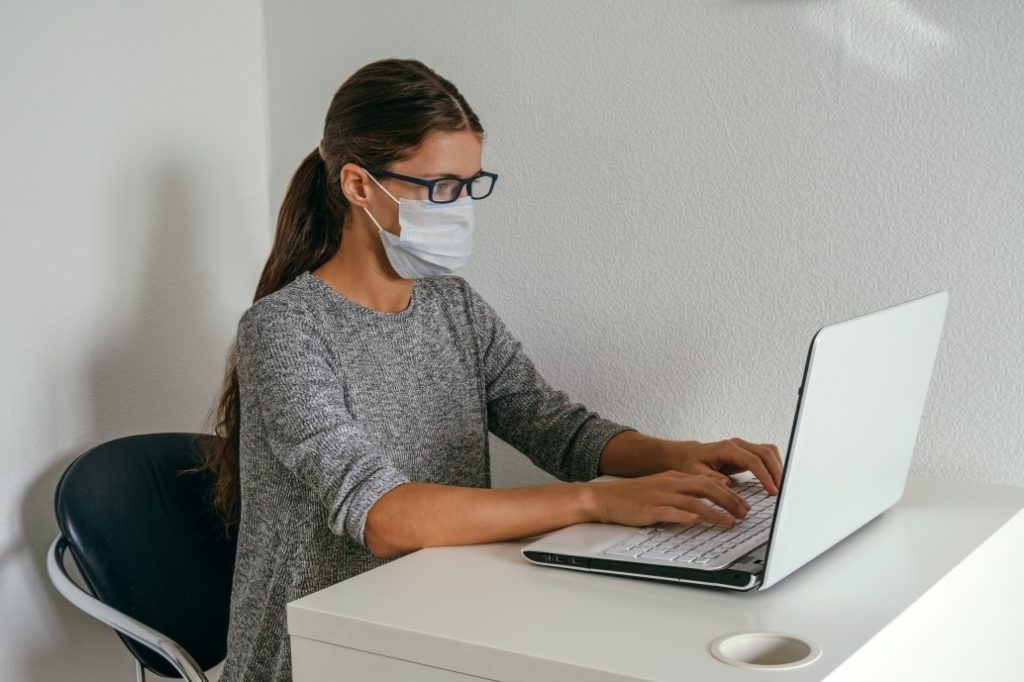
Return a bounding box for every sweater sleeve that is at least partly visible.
[235,299,411,547]
[458,277,637,482]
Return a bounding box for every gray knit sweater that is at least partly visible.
[217,270,635,681]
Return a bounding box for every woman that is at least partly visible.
[196,58,783,681]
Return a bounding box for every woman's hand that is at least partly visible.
[588,433,783,529]
[582,470,752,528]
[661,437,783,495]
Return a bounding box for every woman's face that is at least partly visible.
[342,129,484,235]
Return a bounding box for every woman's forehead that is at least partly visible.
[394,130,483,177]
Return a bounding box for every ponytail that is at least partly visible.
[254,147,344,301]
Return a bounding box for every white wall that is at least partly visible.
[263,0,1023,489]
[0,1,269,680]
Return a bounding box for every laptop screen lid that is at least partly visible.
[760,290,949,590]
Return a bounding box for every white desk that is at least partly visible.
[287,476,1024,681]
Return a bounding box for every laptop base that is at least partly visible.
[522,543,767,592]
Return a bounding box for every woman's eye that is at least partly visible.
[434,179,458,198]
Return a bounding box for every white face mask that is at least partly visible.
[361,172,475,279]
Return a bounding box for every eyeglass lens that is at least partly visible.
[432,174,494,202]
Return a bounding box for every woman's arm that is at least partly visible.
[363,433,665,559]
[598,429,676,477]
[237,300,412,547]
[364,432,765,559]
[461,277,635,483]
[364,480,596,559]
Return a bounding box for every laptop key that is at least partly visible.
[606,546,649,557]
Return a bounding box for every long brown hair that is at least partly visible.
[188,58,485,530]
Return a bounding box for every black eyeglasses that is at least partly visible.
[362,165,498,204]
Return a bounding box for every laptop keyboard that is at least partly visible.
[602,480,776,568]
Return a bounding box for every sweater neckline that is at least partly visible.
[301,271,419,320]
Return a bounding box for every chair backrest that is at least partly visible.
[54,432,238,677]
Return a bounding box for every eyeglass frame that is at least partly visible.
[361,164,498,204]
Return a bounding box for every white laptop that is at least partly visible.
[522,290,949,591]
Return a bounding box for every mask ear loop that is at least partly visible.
[361,171,400,233]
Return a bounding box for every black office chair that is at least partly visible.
[47,432,238,681]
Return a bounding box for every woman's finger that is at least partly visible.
[692,464,733,487]
[723,441,779,494]
[730,438,783,490]
[671,494,739,527]
[761,442,784,478]
[652,505,701,526]
[676,476,750,518]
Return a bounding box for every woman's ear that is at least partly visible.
[339,162,371,207]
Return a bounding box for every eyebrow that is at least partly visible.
[424,167,483,179]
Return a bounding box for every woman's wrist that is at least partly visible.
[575,481,605,524]
[598,430,679,477]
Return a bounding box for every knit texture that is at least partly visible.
[217,270,635,681]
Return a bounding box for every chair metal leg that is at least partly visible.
[136,658,146,682]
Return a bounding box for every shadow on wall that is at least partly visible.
[7,155,229,681]
[4,451,131,682]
